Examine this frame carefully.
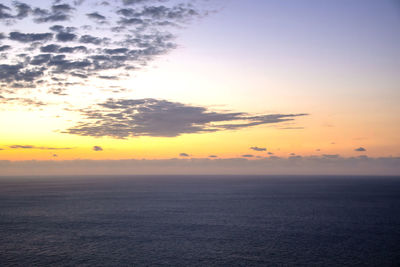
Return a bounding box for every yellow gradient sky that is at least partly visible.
[0,0,399,170]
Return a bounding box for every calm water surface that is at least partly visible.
[1,175,399,266]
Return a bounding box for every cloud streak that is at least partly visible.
[355,147,366,152]
[8,145,72,150]
[250,146,267,152]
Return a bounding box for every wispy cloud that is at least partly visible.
[8,145,72,150]
[355,147,366,152]
[64,98,307,138]
[250,146,266,152]
[0,96,47,107]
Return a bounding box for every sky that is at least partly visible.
[0,0,399,175]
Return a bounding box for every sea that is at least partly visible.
[0,175,399,266]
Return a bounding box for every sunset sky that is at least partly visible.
[0,0,399,175]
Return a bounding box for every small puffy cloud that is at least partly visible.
[79,34,104,44]
[355,147,366,152]
[87,12,106,21]
[40,44,60,52]
[9,32,53,43]
[0,45,11,51]
[93,146,103,151]
[56,32,77,42]
[250,146,266,152]
[179,153,189,157]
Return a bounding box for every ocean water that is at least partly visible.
[0,175,399,266]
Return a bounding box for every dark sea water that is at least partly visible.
[1,175,400,266]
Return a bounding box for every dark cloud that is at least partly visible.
[0,4,13,20]
[209,155,218,158]
[34,12,70,23]
[74,0,86,6]
[93,146,103,151]
[104,48,129,54]
[56,32,77,42]
[14,2,31,19]
[9,32,53,43]
[0,2,32,21]
[70,72,88,78]
[98,75,118,80]
[250,146,266,152]
[122,0,148,5]
[52,4,74,13]
[30,54,52,65]
[0,0,210,95]
[0,4,11,12]
[32,4,74,23]
[242,154,254,158]
[8,145,72,150]
[64,98,307,139]
[40,44,60,52]
[49,25,74,32]
[0,64,44,83]
[118,17,145,26]
[355,147,366,152]
[141,4,198,21]
[48,56,91,72]
[0,45,11,51]
[87,12,106,21]
[179,153,189,157]
[117,8,135,17]
[79,34,104,45]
